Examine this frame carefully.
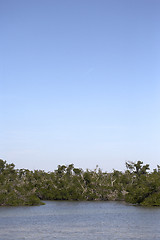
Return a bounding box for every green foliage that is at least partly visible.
[0,159,160,206]
[141,192,160,206]
[25,195,44,206]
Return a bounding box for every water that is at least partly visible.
[0,201,160,240]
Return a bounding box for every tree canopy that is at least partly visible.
[0,159,160,206]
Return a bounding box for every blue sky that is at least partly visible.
[1,0,160,172]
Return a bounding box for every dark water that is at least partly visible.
[0,201,160,240]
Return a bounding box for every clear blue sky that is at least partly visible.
[1,0,160,172]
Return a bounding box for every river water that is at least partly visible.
[0,201,160,240]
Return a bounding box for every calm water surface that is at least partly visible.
[0,201,160,240]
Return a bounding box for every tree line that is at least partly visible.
[0,159,160,206]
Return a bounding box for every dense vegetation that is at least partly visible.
[0,159,160,206]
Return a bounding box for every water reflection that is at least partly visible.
[0,201,160,240]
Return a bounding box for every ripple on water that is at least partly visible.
[0,201,160,240]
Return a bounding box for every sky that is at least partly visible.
[0,0,160,172]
